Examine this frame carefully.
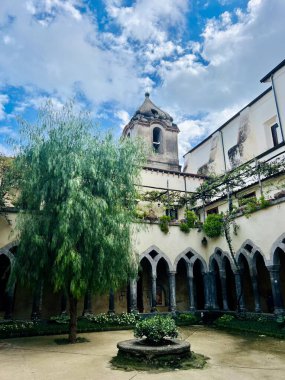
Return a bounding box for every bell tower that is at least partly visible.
[122,93,180,172]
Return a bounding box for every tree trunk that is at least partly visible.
[68,293,78,343]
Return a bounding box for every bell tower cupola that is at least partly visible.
[122,93,180,171]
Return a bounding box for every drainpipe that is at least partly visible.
[220,130,232,212]
[271,74,285,142]
[220,130,227,173]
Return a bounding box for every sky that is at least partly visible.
[0,0,285,160]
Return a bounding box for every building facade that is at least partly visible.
[1,60,285,319]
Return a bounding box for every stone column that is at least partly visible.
[151,274,157,312]
[4,283,15,320]
[251,273,261,313]
[82,291,92,316]
[60,293,67,315]
[129,278,138,313]
[108,288,115,314]
[220,269,229,311]
[234,272,246,311]
[268,265,284,314]
[168,271,176,312]
[31,283,43,320]
[187,274,195,311]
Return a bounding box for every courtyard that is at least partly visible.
[0,326,284,380]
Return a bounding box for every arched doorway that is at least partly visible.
[0,255,11,317]
[156,258,169,312]
[212,259,223,310]
[193,259,205,310]
[223,256,236,311]
[239,254,254,311]
[273,247,285,309]
[254,252,273,313]
[176,258,188,311]
[138,257,152,313]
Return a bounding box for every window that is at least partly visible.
[238,191,256,206]
[207,207,219,215]
[271,123,282,147]
[153,127,162,153]
[166,208,178,220]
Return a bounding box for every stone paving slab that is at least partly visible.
[0,326,284,380]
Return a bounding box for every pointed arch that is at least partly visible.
[270,233,285,265]
[174,247,201,271]
[140,245,173,273]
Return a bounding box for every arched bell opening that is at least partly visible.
[152,127,163,154]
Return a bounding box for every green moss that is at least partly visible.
[111,351,208,372]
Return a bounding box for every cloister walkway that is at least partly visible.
[0,327,284,379]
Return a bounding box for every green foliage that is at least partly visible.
[0,317,136,339]
[0,155,19,222]
[203,214,223,238]
[216,314,235,324]
[50,315,70,324]
[159,215,171,234]
[180,211,198,233]
[82,312,140,326]
[134,315,178,345]
[240,195,271,216]
[179,222,190,233]
[11,101,145,297]
[185,210,198,228]
[214,314,285,339]
[10,101,145,341]
[176,313,199,325]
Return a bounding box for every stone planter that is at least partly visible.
[117,338,191,360]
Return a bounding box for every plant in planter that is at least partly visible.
[159,215,171,234]
[180,210,198,233]
[203,214,223,238]
[134,315,178,345]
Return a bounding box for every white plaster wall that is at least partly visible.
[132,200,285,268]
[184,88,279,174]
[273,65,285,138]
[140,169,203,193]
[183,138,212,174]
[0,213,17,248]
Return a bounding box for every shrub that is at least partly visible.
[179,222,190,233]
[50,315,70,324]
[216,314,235,324]
[159,215,171,234]
[185,210,198,228]
[203,214,223,238]
[134,315,178,345]
[176,313,199,324]
[82,312,140,326]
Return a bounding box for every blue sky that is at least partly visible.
[0,0,285,159]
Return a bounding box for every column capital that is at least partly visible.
[267,264,280,273]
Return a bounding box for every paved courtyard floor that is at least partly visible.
[0,326,284,380]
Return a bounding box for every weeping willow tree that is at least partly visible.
[10,102,145,342]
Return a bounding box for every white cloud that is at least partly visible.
[0,0,145,110]
[0,94,9,120]
[0,125,18,139]
[0,0,285,163]
[116,110,130,130]
[157,0,285,126]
